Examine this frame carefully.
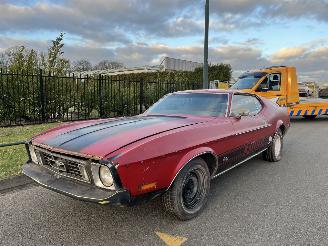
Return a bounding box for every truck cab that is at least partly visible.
[230,66,328,118]
[231,66,299,107]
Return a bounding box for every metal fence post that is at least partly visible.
[98,74,104,117]
[139,77,144,114]
[39,69,46,122]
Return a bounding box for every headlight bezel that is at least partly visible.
[28,145,40,164]
[91,162,117,190]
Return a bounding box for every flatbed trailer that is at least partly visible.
[230,66,328,119]
[289,98,328,117]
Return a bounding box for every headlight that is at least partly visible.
[29,145,39,164]
[99,165,114,187]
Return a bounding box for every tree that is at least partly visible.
[40,32,70,75]
[194,63,232,82]
[94,60,124,70]
[72,59,93,72]
[0,46,39,72]
[0,33,70,75]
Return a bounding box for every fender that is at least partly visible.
[166,147,217,190]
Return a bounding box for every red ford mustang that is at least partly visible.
[23,90,290,220]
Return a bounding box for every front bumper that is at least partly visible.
[23,161,131,205]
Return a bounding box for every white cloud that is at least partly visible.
[1,35,328,84]
[1,1,328,84]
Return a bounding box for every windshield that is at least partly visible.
[231,72,267,90]
[146,93,228,117]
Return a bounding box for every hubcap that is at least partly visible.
[182,172,201,209]
[274,135,282,157]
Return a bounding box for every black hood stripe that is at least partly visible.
[57,116,141,137]
[43,117,179,152]
[44,117,149,147]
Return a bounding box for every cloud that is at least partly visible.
[0,0,327,49]
[1,36,328,84]
[1,0,328,89]
[271,46,307,62]
[211,0,328,21]
[0,0,202,45]
[210,0,328,32]
[0,36,48,50]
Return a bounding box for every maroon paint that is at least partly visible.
[31,90,290,197]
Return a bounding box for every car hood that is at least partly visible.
[32,116,205,158]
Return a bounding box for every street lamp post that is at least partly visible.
[203,0,209,89]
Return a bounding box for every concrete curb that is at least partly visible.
[0,175,34,194]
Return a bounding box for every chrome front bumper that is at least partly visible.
[23,161,130,205]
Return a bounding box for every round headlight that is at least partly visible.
[99,166,114,187]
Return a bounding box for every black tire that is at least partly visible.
[162,158,210,220]
[303,115,317,119]
[262,129,283,162]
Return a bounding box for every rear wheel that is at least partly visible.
[162,158,210,220]
[262,129,283,162]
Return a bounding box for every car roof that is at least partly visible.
[173,89,242,95]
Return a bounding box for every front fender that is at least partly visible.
[167,146,217,190]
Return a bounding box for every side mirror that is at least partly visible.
[230,108,250,119]
[239,109,250,116]
[230,112,242,120]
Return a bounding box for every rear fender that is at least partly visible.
[167,147,217,190]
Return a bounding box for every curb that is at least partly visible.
[0,175,34,194]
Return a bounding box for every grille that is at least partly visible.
[37,149,89,183]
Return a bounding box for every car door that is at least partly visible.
[226,94,270,166]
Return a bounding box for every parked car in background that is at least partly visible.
[319,87,328,98]
[23,90,290,220]
[298,82,313,97]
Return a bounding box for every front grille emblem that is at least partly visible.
[53,160,66,172]
[38,149,90,183]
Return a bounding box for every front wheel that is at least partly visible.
[262,129,283,162]
[162,158,210,220]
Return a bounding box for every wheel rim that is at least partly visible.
[182,171,202,209]
[274,135,282,157]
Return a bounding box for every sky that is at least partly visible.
[0,0,328,83]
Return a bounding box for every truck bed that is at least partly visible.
[289,98,328,117]
[299,97,328,103]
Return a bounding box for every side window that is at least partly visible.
[269,74,281,91]
[231,95,263,116]
[257,77,269,91]
[256,74,281,92]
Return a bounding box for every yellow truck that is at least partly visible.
[230,66,328,119]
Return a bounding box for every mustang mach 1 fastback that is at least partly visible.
[23,90,290,220]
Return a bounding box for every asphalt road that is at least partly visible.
[1,118,328,246]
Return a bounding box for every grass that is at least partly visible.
[0,123,60,180]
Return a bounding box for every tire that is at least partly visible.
[162,158,210,220]
[303,115,317,119]
[262,129,283,162]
